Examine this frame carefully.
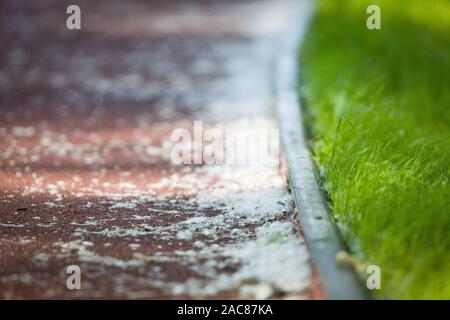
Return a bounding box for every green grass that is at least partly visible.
[301,0,450,299]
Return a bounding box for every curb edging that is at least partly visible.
[274,2,369,300]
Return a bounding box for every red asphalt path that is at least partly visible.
[0,0,322,299]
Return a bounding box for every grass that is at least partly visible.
[301,0,450,299]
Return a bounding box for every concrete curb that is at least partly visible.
[274,1,369,300]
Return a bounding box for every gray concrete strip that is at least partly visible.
[274,1,369,300]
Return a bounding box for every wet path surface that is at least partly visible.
[0,0,320,299]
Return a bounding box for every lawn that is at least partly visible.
[301,0,450,299]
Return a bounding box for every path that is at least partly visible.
[0,0,321,299]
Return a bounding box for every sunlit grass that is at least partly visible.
[301,0,450,299]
